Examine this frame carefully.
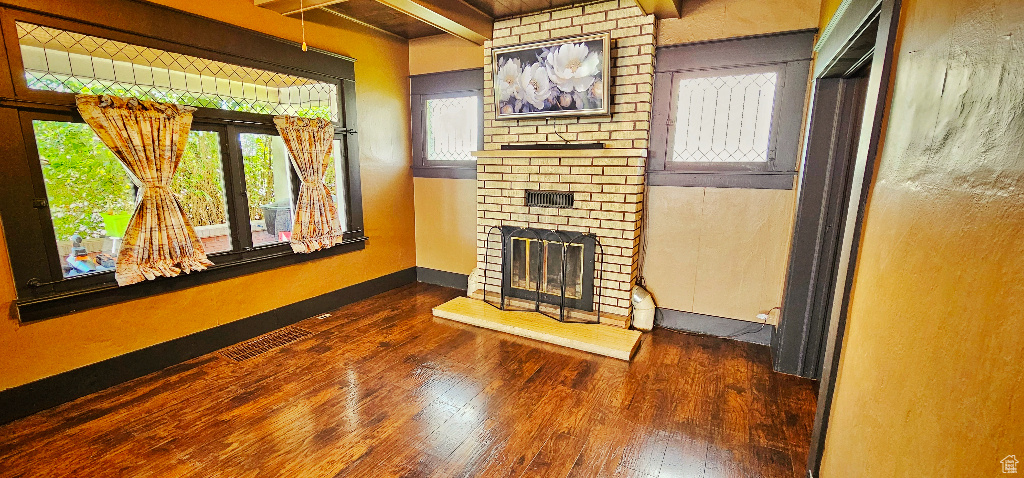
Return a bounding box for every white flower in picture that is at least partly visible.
[545,43,601,93]
[516,63,552,109]
[496,58,523,102]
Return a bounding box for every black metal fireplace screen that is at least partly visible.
[482,225,603,323]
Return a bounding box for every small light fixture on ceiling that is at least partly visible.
[300,0,308,51]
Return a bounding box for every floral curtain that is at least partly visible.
[76,95,213,286]
[273,115,344,253]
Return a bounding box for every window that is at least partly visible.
[240,133,295,247]
[411,69,484,179]
[173,130,232,254]
[33,120,133,278]
[33,121,234,278]
[425,95,480,162]
[649,31,815,189]
[671,72,778,163]
[0,7,365,322]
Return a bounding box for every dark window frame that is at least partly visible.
[0,2,366,322]
[410,68,483,180]
[649,30,816,190]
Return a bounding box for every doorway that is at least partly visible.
[783,0,904,476]
[774,67,871,379]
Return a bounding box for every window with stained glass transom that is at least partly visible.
[16,22,338,121]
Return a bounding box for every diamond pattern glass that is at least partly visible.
[671,72,778,163]
[17,22,338,121]
[425,95,479,162]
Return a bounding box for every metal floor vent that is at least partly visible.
[220,326,314,362]
[526,190,574,209]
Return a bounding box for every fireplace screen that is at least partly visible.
[500,227,596,313]
[509,238,584,299]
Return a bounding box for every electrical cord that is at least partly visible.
[661,307,779,340]
[546,118,571,144]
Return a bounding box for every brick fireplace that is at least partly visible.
[468,0,655,327]
[467,0,656,328]
[473,148,648,326]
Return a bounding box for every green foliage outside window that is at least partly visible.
[35,122,238,240]
[240,134,275,221]
[172,131,229,227]
[26,72,335,121]
[34,121,135,240]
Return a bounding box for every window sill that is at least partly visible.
[647,171,796,190]
[412,165,476,179]
[15,235,369,323]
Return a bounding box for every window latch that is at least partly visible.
[32,198,48,208]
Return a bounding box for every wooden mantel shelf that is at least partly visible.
[472,148,648,158]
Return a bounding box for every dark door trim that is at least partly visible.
[805,0,903,476]
[773,74,868,378]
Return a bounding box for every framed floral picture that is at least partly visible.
[491,32,610,120]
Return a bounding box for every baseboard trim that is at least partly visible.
[0,267,417,426]
[416,267,469,290]
[655,308,774,346]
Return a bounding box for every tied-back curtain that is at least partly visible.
[273,115,343,253]
[76,95,213,286]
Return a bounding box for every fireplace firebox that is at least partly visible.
[481,226,601,323]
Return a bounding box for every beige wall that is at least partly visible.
[644,186,795,322]
[409,34,484,75]
[658,0,820,46]
[642,0,818,322]
[413,177,477,275]
[821,0,1024,474]
[0,0,414,391]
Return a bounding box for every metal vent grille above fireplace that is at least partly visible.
[526,190,574,209]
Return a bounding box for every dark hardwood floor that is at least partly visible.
[0,283,817,477]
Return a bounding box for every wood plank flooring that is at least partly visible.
[0,283,818,477]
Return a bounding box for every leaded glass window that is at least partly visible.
[425,94,480,162]
[671,72,778,163]
[16,22,338,121]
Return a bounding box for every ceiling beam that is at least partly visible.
[633,0,683,19]
[376,0,490,44]
[256,0,491,44]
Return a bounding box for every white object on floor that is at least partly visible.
[631,284,656,331]
[467,267,483,296]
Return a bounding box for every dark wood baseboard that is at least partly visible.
[0,267,416,426]
[416,267,469,290]
[655,308,774,346]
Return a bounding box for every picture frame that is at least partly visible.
[491,32,611,120]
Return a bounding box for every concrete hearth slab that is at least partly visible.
[432,296,642,361]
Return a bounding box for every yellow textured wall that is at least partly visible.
[410,35,483,275]
[409,34,484,76]
[0,0,414,390]
[644,186,795,322]
[821,0,1024,474]
[658,0,820,46]
[818,0,846,32]
[413,177,477,274]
